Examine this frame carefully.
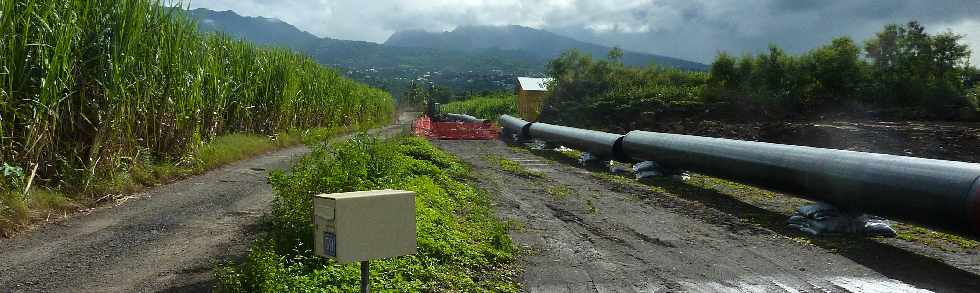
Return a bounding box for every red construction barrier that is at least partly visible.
[414,116,500,140]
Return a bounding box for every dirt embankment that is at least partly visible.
[641,120,980,163]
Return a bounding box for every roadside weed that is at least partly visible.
[217,137,519,292]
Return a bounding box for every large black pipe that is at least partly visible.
[499,115,532,138]
[622,130,980,236]
[528,122,626,160]
[498,114,980,237]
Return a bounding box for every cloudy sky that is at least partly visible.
[188,0,980,63]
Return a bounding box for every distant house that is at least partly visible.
[515,77,553,121]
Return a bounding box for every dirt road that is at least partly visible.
[0,120,410,292]
[0,146,304,292]
[434,139,980,293]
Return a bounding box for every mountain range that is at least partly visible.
[385,25,705,70]
[184,8,706,97]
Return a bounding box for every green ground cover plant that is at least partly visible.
[1,127,356,236]
[216,136,519,292]
[441,92,517,121]
[484,155,544,179]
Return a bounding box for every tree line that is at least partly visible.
[541,21,979,130]
[708,21,975,118]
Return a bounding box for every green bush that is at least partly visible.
[217,136,518,292]
[545,22,976,128]
[0,190,29,235]
[543,49,707,129]
[441,93,517,121]
[968,85,980,111]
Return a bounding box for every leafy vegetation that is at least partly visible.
[1,126,357,236]
[0,187,76,236]
[0,0,393,234]
[16,129,356,237]
[542,49,708,129]
[893,223,980,251]
[542,21,979,130]
[484,155,544,179]
[441,93,517,120]
[709,22,974,118]
[545,185,573,200]
[217,137,518,292]
[968,85,980,115]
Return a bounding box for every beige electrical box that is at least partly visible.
[313,189,417,264]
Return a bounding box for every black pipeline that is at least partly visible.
[499,115,980,237]
[528,122,626,161]
[442,113,488,123]
[500,115,624,159]
[499,115,532,139]
[623,131,980,237]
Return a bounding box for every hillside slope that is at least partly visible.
[186,8,542,95]
[186,9,707,97]
[188,9,541,72]
[386,25,707,70]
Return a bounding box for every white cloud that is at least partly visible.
[930,19,980,64]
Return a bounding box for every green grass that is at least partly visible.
[590,164,980,253]
[216,136,519,292]
[680,175,980,252]
[507,146,532,154]
[1,188,77,237]
[190,134,284,171]
[1,127,354,236]
[117,126,354,189]
[546,185,574,199]
[0,191,28,236]
[441,93,517,121]
[554,148,583,162]
[687,174,782,205]
[590,172,639,188]
[24,189,76,213]
[484,155,544,179]
[893,223,980,251]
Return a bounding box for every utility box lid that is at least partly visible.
[314,189,417,264]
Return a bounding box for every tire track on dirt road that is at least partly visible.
[0,120,410,293]
[0,146,306,292]
[434,139,980,293]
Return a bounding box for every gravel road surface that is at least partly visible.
[0,146,305,292]
[434,139,980,293]
[0,120,409,293]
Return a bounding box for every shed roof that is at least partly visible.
[517,77,552,92]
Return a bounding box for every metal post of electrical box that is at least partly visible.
[313,189,417,292]
[360,260,370,293]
